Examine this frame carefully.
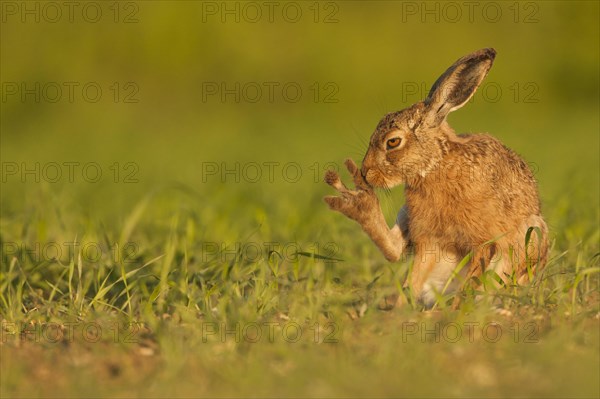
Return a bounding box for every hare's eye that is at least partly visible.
[386,137,401,150]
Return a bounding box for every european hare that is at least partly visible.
[324,48,548,307]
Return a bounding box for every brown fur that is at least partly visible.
[324,49,548,307]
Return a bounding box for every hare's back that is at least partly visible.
[451,133,541,214]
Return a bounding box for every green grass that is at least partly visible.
[1,2,599,398]
[1,166,598,398]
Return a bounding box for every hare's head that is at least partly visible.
[361,48,496,188]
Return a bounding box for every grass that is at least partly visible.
[1,2,599,398]
[1,175,598,398]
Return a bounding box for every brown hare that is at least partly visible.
[324,48,548,308]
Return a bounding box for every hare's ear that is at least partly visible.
[424,48,496,126]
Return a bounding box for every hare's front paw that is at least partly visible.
[324,159,379,224]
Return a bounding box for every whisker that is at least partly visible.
[344,125,369,160]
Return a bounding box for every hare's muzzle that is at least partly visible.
[361,166,379,187]
[360,165,372,184]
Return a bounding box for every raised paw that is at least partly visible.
[323,158,379,223]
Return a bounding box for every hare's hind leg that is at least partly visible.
[486,215,548,284]
[453,216,549,309]
[451,244,500,309]
[512,215,549,284]
[412,243,464,308]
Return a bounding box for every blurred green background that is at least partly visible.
[1,2,599,398]
[1,1,598,237]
